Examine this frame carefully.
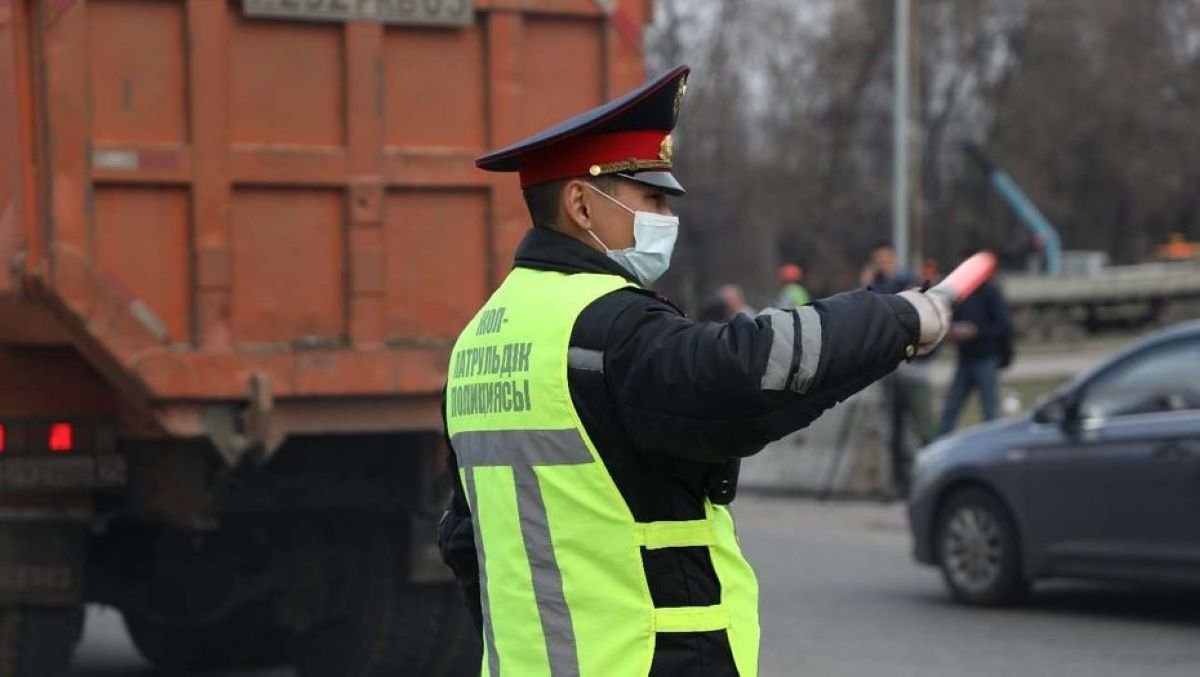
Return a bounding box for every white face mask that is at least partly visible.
[584,183,679,286]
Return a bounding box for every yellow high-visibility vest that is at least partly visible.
[446,267,760,676]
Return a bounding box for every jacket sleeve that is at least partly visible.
[598,289,920,462]
[437,395,483,631]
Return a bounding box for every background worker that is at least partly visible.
[776,263,811,309]
[939,276,1013,435]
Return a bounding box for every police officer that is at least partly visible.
[439,66,952,677]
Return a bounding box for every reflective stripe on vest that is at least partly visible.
[446,268,760,676]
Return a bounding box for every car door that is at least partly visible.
[1020,336,1200,581]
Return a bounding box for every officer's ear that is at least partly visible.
[562,179,593,233]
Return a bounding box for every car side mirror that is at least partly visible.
[1033,393,1081,430]
[1033,395,1064,424]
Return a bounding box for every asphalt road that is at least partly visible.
[736,495,1200,677]
[71,495,1200,676]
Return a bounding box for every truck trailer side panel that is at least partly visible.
[1,0,648,425]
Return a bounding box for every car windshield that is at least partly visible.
[1080,338,1200,419]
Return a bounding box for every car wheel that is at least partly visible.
[936,487,1028,606]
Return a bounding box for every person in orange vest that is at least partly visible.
[776,263,811,309]
[1160,232,1196,261]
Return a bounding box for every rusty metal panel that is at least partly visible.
[0,0,651,428]
[383,25,486,149]
[229,16,345,146]
[231,189,346,345]
[93,188,190,343]
[483,12,528,286]
[241,0,475,27]
[187,0,234,352]
[0,299,70,344]
[520,16,606,135]
[0,348,118,416]
[86,0,188,144]
[0,0,39,290]
[0,0,23,296]
[344,23,385,346]
[384,189,489,341]
[478,0,601,14]
[605,0,650,96]
[44,0,92,305]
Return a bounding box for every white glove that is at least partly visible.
[897,288,953,356]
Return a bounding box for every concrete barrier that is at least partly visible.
[740,383,893,498]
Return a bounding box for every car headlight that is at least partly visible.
[912,440,953,495]
[915,439,951,470]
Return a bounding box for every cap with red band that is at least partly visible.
[475,65,690,195]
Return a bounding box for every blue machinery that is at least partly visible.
[963,143,1063,275]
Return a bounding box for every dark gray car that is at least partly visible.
[908,320,1200,605]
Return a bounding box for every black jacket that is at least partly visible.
[951,280,1011,361]
[439,228,920,676]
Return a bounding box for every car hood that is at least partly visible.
[914,415,1033,480]
[938,415,1029,451]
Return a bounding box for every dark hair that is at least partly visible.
[522,180,567,230]
[870,241,895,253]
[521,175,622,230]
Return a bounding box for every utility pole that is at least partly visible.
[892,0,911,268]
[909,0,923,273]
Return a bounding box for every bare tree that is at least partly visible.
[645,0,1200,309]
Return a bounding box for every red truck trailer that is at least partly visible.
[0,0,651,673]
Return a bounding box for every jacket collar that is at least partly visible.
[513,227,641,285]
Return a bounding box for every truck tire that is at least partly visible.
[289,524,482,677]
[411,583,483,677]
[124,599,286,671]
[0,605,84,677]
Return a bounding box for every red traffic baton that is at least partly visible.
[934,251,998,304]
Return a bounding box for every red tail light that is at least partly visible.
[49,423,73,453]
[0,424,5,453]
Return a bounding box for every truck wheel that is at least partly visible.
[0,605,84,677]
[123,599,285,671]
[293,581,480,677]
[414,583,482,677]
[289,525,481,677]
[936,488,1028,606]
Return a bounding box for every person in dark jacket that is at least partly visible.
[438,66,955,676]
[938,277,1012,435]
[860,242,917,294]
[861,242,925,495]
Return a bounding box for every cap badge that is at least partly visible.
[659,134,674,164]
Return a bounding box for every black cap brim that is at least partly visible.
[478,66,690,172]
[617,171,686,196]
